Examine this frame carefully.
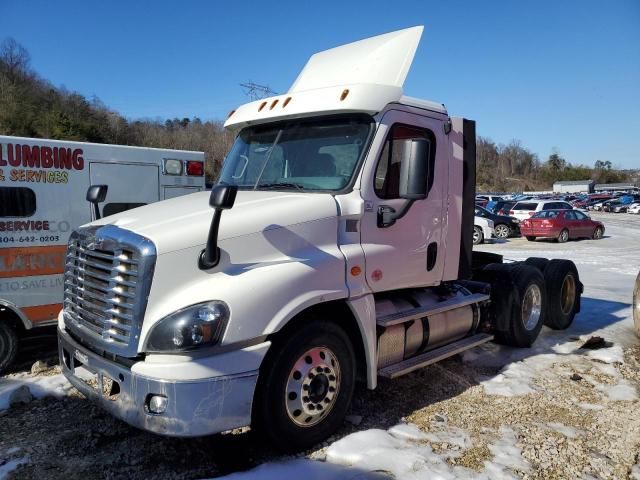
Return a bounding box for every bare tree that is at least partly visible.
[0,37,31,81]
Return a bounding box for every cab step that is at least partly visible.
[378,333,494,379]
[376,293,490,328]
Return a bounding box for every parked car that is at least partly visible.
[612,203,628,213]
[628,203,640,214]
[473,216,494,245]
[474,205,520,239]
[509,200,574,221]
[603,200,623,212]
[520,210,604,243]
[491,200,517,216]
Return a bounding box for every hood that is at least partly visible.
[91,190,339,254]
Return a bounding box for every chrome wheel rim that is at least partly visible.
[473,228,481,244]
[285,347,340,427]
[560,274,576,315]
[495,224,510,238]
[594,228,602,239]
[522,283,542,330]
[560,230,568,242]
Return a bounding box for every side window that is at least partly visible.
[103,203,147,217]
[574,211,588,220]
[560,202,572,210]
[374,124,436,199]
[0,187,36,217]
[542,203,555,210]
[564,211,576,220]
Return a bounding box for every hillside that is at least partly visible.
[0,38,633,189]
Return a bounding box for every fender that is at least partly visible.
[0,298,32,329]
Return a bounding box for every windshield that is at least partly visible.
[218,116,372,192]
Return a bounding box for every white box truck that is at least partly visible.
[58,27,583,450]
[0,137,205,371]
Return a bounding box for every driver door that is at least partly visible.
[359,110,447,292]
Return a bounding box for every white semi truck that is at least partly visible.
[58,27,583,450]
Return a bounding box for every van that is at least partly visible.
[0,135,206,371]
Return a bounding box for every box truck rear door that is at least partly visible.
[89,163,159,217]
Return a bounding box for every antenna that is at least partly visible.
[240,82,277,100]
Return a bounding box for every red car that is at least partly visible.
[521,210,605,243]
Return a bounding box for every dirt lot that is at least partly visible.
[1,212,639,479]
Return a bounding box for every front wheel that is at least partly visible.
[252,320,355,451]
[473,226,484,245]
[494,224,510,239]
[592,227,604,240]
[0,322,19,374]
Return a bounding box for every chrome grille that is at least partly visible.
[63,225,156,357]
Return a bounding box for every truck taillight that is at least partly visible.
[186,161,204,176]
[528,211,535,216]
[509,210,514,215]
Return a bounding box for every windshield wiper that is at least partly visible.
[257,182,305,192]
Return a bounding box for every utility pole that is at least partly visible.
[240,82,277,100]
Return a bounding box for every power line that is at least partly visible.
[240,82,277,101]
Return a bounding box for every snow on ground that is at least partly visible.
[222,421,529,480]
[0,456,29,480]
[218,213,640,479]
[0,372,73,411]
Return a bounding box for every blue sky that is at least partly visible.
[1,0,639,168]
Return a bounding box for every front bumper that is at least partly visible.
[59,329,258,437]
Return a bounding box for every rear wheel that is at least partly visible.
[479,264,545,347]
[0,322,19,374]
[526,236,536,241]
[557,229,569,243]
[592,227,603,240]
[252,320,355,451]
[494,224,510,239]
[524,257,549,272]
[543,259,581,330]
[473,226,484,245]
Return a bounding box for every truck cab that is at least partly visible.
[57,27,582,450]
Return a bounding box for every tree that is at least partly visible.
[546,152,566,171]
[0,37,31,81]
[594,160,612,170]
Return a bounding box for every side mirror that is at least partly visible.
[209,184,238,209]
[86,185,108,220]
[398,138,429,200]
[377,138,430,228]
[199,185,238,270]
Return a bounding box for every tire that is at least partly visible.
[525,236,536,241]
[252,320,356,451]
[524,257,549,272]
[543,260,581,330]
[0,322,19,374]
[493,264,546,347]
[592,226,604,240]
[494,224,510,239]
[557,229,569,243]
[473,226,483,245]
[634,271,640,338]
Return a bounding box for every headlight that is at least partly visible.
[145,301,229,352]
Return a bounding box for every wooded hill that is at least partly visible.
[0,38,633,190]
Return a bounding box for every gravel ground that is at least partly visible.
[1,212,639,479]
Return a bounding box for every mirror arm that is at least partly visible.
[199,208,223,270]
[92,203,101,221]
[377,199,415,228]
